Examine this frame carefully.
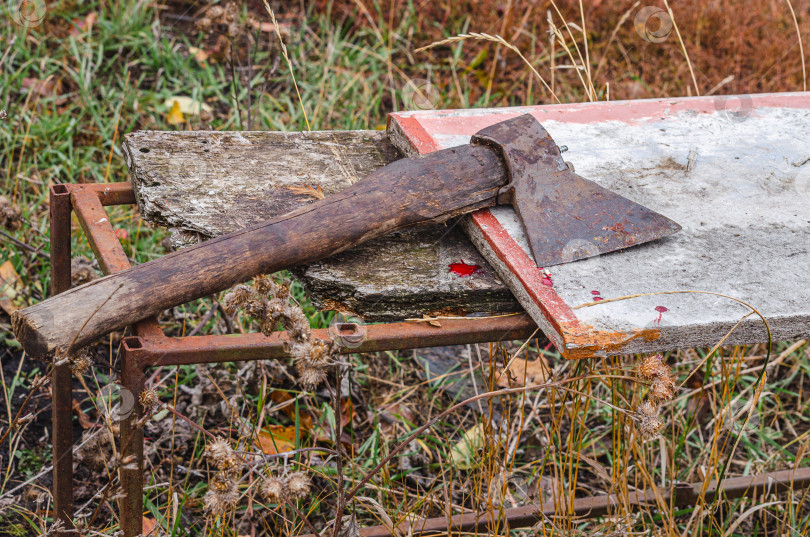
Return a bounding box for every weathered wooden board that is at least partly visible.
[123,130,520,320]
[302,226,518,320]
[126,130,398,243]
[389,93,810,357]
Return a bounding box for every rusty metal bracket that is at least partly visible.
[49,184,74,533]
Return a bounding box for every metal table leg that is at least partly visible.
[49,184,74,532]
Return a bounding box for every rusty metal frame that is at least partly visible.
[47,181,810,536]
[47,181,537,536]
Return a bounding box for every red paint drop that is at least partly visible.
[653,305,668,326]
[448,262,483,277]
[591,290,601,295]
[593,296,603,301]
[541,277,553,287]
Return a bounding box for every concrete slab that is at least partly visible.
[389,93,810,357]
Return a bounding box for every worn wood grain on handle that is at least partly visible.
[12,144,507,358]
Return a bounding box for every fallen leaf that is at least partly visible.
[256,425,296,455]
[285,184,325,200]
[207,34,231,63]
[163,96,213,116]
[142,516,157,535]
[188,46,209,63]
[71,399,92,430]
[339,397,353,429]
[311,397,353,447]
[0,260,23,314]
[378,400,415,436]
[70,12,97,36]
[450,423,486,469]
[496,356,550,389]
[22,77,62,99]
[378,405,414,439]
[422,314,442,327]
[314,397,354,436]
[336,513,360,537]
[166,101,184,125]
[269,390,314,431]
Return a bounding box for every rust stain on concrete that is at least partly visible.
[559,322,661,359]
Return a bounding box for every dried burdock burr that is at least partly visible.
[261,475,288,503]
[286,472,312,500]
[637,354,668,380]
[634,400,664,438]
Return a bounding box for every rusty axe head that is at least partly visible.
[471,114,681,266]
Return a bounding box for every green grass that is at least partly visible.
[0,0,473,305]
[13,446,51,479]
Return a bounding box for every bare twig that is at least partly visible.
[0,229,48,260]
[187,296,219,337]
[288,499,321,537]
[262,1,310,130]
[0,373,48,448]
[330,364,346,537]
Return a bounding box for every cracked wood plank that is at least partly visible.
[123,130,520,321]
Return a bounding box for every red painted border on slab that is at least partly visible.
[391,92,810,139]
[386,114,441,154]
[471,209,582,335]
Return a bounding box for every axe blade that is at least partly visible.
[471,114,681,267]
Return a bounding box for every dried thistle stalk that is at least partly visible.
[203,437,242,516]
[223,275,338,390]
[632,354,677,438]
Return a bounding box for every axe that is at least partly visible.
[12,115,680,357]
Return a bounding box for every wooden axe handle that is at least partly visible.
[12,144,506,357]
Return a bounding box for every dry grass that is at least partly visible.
[326,0,809,105]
